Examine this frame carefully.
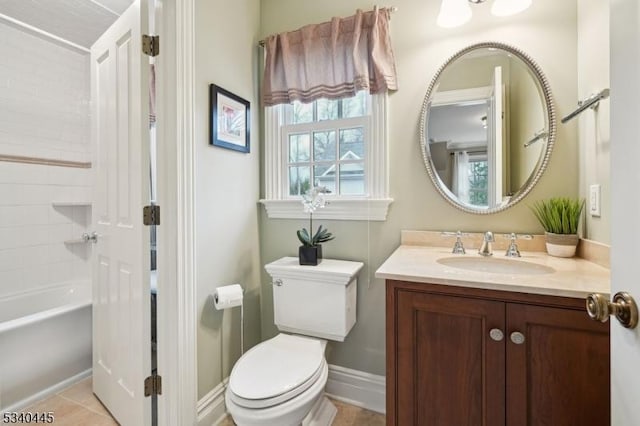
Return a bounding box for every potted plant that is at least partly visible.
[530,197,585,257]
[297,186,335,265]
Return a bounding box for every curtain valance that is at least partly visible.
[262,7,398,106]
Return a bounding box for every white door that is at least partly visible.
[488,66,504,206]
[610,0,640,424]
[91,0,151,425]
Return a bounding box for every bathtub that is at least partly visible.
[0,282,92,412]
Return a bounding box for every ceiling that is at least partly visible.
[0,0,134,48]
[429,103,489,147]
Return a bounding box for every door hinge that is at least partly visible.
[143,205,160,226]
[144,374,162,397]
[142,35,159,57]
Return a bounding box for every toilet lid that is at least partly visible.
[229,334,324,401]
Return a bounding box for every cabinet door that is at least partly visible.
[506,303,610,426]
[394,290,506,426]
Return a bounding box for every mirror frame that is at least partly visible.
[419,42,557,215]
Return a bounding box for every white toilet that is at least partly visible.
[225,257,363,426]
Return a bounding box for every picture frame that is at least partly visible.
[209,84,250,153]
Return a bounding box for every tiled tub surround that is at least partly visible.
[0,21,92,299]
[0,162,92,297]
[377,231,610,298]
[0,22,90,162]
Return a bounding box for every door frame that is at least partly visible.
[155,0,197,424]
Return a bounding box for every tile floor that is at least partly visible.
[20,378,385,426]
[21,377,117,425]
[218,398,385,426]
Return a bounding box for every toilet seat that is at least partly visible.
[228,334,325,409]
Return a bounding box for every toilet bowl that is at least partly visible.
[225,257,364,426]
[225,334,335,426]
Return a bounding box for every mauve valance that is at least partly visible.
[262,7,398,106]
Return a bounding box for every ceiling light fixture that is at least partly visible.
[491,0,532,17]
[438,0,533,29]
[437,0,472,28]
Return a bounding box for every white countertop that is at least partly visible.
[375,245,610,299]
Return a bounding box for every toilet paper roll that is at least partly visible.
[214,284,243,310]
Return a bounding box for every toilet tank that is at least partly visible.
[265,257,364,342]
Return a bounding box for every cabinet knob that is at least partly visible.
[489,328,504,341]
[586,292,638,329]
[510,331,525,345]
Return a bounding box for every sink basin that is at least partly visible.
[437,256,555,275]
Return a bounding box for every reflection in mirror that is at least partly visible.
[420,43,555,214]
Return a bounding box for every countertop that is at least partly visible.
[375,245,610,299]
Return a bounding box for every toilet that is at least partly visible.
[225,257,364,426]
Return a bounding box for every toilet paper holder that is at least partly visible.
[213,284,245,354]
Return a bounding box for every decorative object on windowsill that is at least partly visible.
[530,197,585,258]
[297,186,334,265]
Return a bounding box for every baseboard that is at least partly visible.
[195,364,386,423]
[2,368,92,413]
[325,364,386,414]
[196,379,228,426]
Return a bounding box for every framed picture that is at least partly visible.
[209,84,250,153]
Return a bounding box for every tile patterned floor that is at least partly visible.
[21,377,118,426]
[20,378,384,425]
[218,398,385,425]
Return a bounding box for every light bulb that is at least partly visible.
[491,0,532,17]
[437,0,472,28]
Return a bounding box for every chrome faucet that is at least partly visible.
[505,233,521,258]
[442,231,468,254]
[503,233,533,257]
[478,231,495,256]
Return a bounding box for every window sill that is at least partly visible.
[259,198,393,221]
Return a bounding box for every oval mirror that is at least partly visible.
[419,42,556,214]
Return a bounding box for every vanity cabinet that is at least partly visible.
[386,280,610,426]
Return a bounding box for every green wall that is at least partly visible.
[195,0,262,399]
[258,0,579,376]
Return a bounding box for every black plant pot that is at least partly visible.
[299,245,322,266]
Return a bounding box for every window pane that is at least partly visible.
[289,134,310,162]
[339,163,365,195]
[468,160,488,207]
[314,164,336,193]
[289,166,311,196]
[342,91,367,118]
[316,98,339,121]
[313,130,336,161]
[291,101,313,124]
[339,127,364,159]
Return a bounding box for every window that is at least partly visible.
[285,92,367,197]
[468,154,489,208]
[261,92,392,221]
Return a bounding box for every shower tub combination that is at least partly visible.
[0,282,92,412]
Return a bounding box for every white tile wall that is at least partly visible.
[0,21,90,161]
[0,22,91,298]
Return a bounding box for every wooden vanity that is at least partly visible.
[377,241,611,426]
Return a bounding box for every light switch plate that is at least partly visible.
[590,184,601,217]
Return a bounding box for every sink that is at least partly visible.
[437,256,555,275]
